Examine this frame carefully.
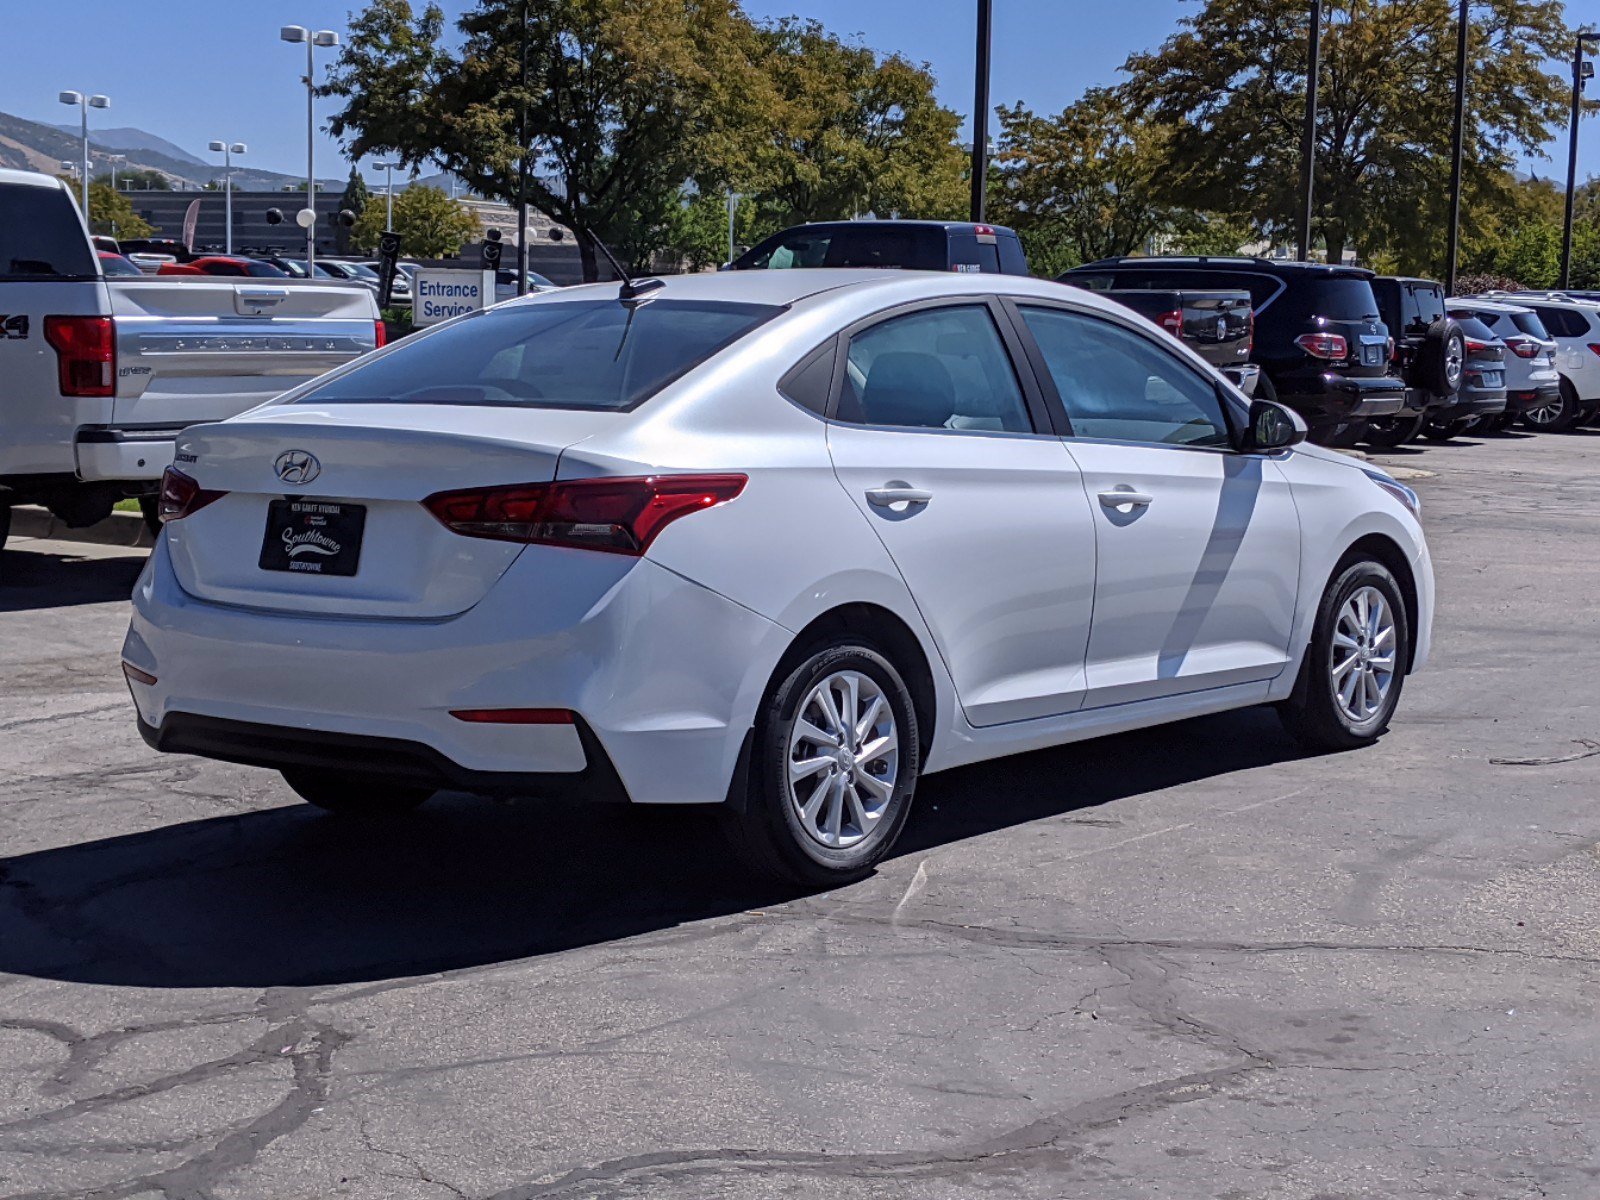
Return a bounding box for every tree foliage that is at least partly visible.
[1122,0,1572,270]
[69,177,154,239]
[352,184,479,256]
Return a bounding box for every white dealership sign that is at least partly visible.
[412,269,495,326]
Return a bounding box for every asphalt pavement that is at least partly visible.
[1,427,1597,1199]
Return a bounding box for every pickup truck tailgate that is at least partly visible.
[107,278,379,428]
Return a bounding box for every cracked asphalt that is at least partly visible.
[1,426,1598,1200]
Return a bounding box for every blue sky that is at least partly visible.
[0,0,1591,185]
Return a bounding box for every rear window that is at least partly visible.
[1407,284,1445,327]
[0,181,96,280]
[737,226,945,271]
[1285,277,1381,321]
[1511,311,1551,340]
[1453,316,1498,342]
[296,298,781,412]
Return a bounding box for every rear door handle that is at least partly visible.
[866,485,933,508]
[1098,489,1154,508]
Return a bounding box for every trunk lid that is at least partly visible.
[164,403,625,618]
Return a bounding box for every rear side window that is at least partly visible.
[1454,316,1498,342]
[0,182,96,280]
[1019,306,1232,447]
[1511,311,1551,340]
[1533,306,1590,338]
[296,298,781,412]
[837,305,1032,432]
[1410,285,1446,326]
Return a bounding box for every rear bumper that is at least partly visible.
[75,426,183,482]
[1278,370,1405,422]
[1503,383,1558,414]
[124,537,791,805]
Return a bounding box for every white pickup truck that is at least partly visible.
[0,168,381,552]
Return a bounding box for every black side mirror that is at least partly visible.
[1243,399,1307,452]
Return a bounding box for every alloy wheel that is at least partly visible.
[1525,392,1565,427]
[1330,585,1397,725]
[787,670,899,849]
[1444,340,1464,391]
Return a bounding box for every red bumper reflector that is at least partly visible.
[122,663,158,686]
[449,708,574,725]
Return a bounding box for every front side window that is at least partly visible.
[835,305,1032,433]
[1019,306,1233,448]
[295,298,780,412]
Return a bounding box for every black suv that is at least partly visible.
[730,220,1030,275]
[1365,276,1465,446]
[1060,257,1404,444]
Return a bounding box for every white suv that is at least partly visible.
[1480,292,1600,431]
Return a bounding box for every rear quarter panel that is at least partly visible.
[0,277,113,476]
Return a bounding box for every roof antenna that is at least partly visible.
[583,228,664,306]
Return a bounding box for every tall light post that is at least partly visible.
[1296,0,1322,261]
[279,25,340,268]
[1444,0,1469,295]
[57,90,109,214]
[969,0,993,222]
[1561,30,1599,290]
[105,153,125,191]
[373,160,397,229]
[208,141,247,255]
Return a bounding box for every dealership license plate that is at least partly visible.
[259,499,366,577]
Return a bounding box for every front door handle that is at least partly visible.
[866,485,933,508]
[1098,488,1154,509]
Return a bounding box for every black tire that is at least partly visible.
[1415,318,1465,398]
[137,495,163,539]
[1522,380,1581,433]
[1320,420,1368,449]
[723,641,920,887]
[0,505,10,585]
[1278,560,1410,752]
[281,769,434,815]
[1363,412,1425,448]
[1422,417,1473,442]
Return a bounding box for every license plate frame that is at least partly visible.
[258,498,366,577]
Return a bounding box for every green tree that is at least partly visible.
[352,184,479,256]
[338,167,371,253]
[322,0,764,281]
[741,18,965,229]
[1122,0,1572,270]
[989,91,1172,271]
[65,177,154,238]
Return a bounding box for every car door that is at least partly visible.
[1010,301,1302,708]
[824,299,1098,726]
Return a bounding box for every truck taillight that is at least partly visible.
[1295,331,1348,360]
[1157,310,1184,338]
[42,315,115,397]
[374,319,387,349]
[423,475,747,555]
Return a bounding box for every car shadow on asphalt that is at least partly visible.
[0,708,1305,991]
[0,545,145,612]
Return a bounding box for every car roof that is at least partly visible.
[1076,256,1375,280]
[0,167,69,190]
[768,219,1018,234]
[1446,297,1530,314]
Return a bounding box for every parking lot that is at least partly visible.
[0,428,1595,1199]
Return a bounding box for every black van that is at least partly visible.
[1061,257,1404,445]
[730,220,1030,275]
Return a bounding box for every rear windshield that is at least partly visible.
[1285,277,1381,322]
[0,182,96,280]
[1510,310,1551,340]
[736,226,945,271]
[1454,316,1498,342]
[295,298,782,412]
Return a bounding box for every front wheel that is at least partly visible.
[1278,560,1410,752]
[724,642,920,886]
[281,769,434,815]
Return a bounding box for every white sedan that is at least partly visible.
[124,270,1433,885]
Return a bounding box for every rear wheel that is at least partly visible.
[281,769,434,815]
[1522,381,1581,432]
[1278,560,1410,751]
[723,642,920,887]
[1363,413,1425,448]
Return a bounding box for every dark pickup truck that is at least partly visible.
[729,220,1030,275]
[1093,287,1258,394]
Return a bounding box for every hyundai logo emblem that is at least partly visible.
[274,450,321,485]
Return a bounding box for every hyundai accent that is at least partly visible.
[124,270,1434,885]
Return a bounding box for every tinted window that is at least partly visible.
[949,233,1000,273]
[202,262,245,276]
[1511,311,1551,340]
[0,181,96,280]
[1533,306,1590,338]
[1286,277,1381,321]
[1062,273,1115,291]
[1410,284,1446,326]
[98,253,142,277]
[739,226,944,271]
[1453,316,1498,343]
[1020,306,1232,447]
[246,261,290,278]
[837,305,1032,433]
[779,342,836,415]
[297,299,779,412]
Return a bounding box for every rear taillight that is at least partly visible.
[1506,337,1539,359]
[42,315,115,397]
[423,474,747,555]
[373,319,387,349]
[157,467,227,522]
[1465,337,1489,353]
[1156,309,1183,338]
[1295,331,1349,360]
[1387,336,1396,361]
[1588,343,1600,358]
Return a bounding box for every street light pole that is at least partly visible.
[374,161,396,228]
[280,26,340,269]
[1561,31,1598,290]
[209,142,246,255]
[969,0,993,222]
[1296,0,1322,261]
[57,90,109,214]
[1445,0,1469,295]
